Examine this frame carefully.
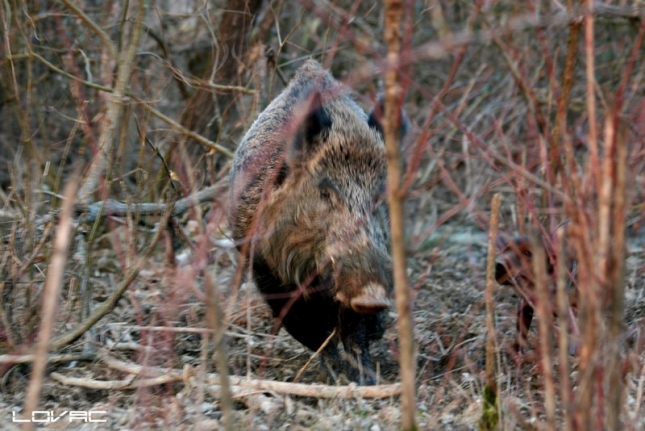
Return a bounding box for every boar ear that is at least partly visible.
[367,95,410,138]
[287,91,332,167]
[495,234,511,252]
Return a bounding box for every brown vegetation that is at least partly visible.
[0,1,644,429]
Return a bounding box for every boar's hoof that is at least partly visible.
[350,283,391,314]
[345,364,376,386]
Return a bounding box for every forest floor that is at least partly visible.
[0,218,643,430]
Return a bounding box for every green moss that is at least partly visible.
[478,384,499,431]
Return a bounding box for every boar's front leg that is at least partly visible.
[514,299,534,353]
[338,309,384,385]
[252,258,343,381]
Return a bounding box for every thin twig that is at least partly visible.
[293,328,336,383]
[209,82,256,95]
[556,229,573,431]
[22,176,78,430]
[203,268,234,430]
[60,0,117,59]
[530,229,556,430]
[0,353,95,365]
[136,97,234,157]
[383,0,416,429]
[481,193,501,431]
[550,16,581,183]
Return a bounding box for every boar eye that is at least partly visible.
[318,178,336,202]
[320,188,332,200]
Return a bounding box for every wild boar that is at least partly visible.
[495,223,578,353]
[228,59,407,385]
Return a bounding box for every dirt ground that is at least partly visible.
[0,217,643,430]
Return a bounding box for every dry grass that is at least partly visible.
[0,0,644,429]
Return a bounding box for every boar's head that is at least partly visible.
[256,91,397,314]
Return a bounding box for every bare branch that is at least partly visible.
[100,357,403,398]
[383,1,416,429]
[481,193,501,431]
[77,0,148,204]
[60,0,117,59]
[22,175,78,430]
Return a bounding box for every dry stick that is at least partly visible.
[550,16,581,206]
[75,183,227,222]
[517,150,527,235]
[606,118,628,430]
[135,96,233,157]
[383,1,416,430]
[555,229,573,431]
[73,0,147,204]
[0,353,95,365]
[571,226,597,431]
[481,193,501,431]
[51,370,402,398]
[584,2,600,193]
[203,270,233,431]
[293,328,337,383]
[51,373,136,390]
[208,379,401,399]
[101,357,402,398]
[594,111,618,429]
[576,3,600,429]
[22,178,78,430]
[530,230,556,431]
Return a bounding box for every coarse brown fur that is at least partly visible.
[229,59,407,384]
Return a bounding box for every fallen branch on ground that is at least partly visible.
[0,353,95,365]
[54,356,403,399]
[74,182,227,223]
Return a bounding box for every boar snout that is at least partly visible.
[495,252,522,287]
[332,244,393,314]
[349,282,391,314]
[494,235,533,287]
[495,259,512,286]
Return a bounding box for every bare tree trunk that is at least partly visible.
[74,0,148,204]
[179,0,263,143]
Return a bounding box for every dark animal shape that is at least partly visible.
[495,223,578,353]
[229,59,407,385]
